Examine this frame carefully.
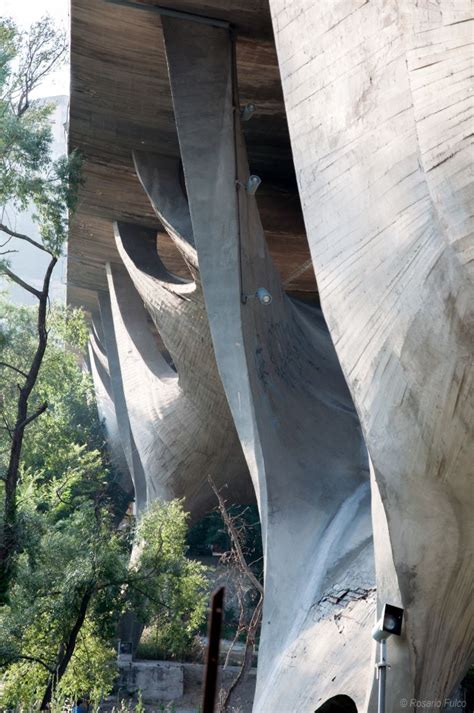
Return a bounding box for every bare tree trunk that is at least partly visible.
[0,255,57,603]
[208,478,263,597]
[223,588,246,670]
[220,595,262,712]
[208,477,263,712]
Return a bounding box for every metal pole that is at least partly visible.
[202,587,225,713]
[376,638,387,713]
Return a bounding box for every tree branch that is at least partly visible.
[18,402,48,429]
[41,255,57,297]
[221,596,263,712]
[40,587,93,710]
[1,414,13,440]
[0,223,52,255]
[223,588,246,669]
[209,476,264,596]
[95,564,163,592]
[127,582,173,612]
[0,362,28,379]
[1,266,41,298]
[3,654,54,674]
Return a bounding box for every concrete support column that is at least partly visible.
[161,17,376,712]
[268,0,474,704]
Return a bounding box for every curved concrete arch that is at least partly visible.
[117,219,193,290]
[132,150,198,272]
[88,313,133,498]
[97,291,148,512]
[269,0,474,703]
[162,17,376,712]
[105,258,251,517]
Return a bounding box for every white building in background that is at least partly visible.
[2,95,69,305]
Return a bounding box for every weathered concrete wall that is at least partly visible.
[269,0,474,706]
[118,660,184,702]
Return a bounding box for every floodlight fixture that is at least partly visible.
[246,175,261,195]
[240,103,256,121]
[256,287,272,305]
[241,287,273,305]
[372,603,404,642]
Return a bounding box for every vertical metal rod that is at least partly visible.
[202,586,225,713]
[377,638,387,713]
[229,27,247,307]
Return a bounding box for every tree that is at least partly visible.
[0,303,209,710]
[0,489,208,709]
[0,301,127,707]
[0,15,82,600]
[0,489,124,709]
[129,500,209,660]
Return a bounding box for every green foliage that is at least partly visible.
[128,500,208,660]
[0,301,209,707]
[0,303,127,707]
[0,14,84,609]
[135,690,145,713]
[0,496,208,708]
[1,622,116,709]
[0,16,82,256]
[0,298,106,482]
[135,631,204,664]
[56,621,117,704]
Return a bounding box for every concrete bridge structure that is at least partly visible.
[67,1,473,711]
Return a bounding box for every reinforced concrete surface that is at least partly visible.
[270,0,473,706]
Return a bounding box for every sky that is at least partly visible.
[2,0,70,98]
[1,0,70,304]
